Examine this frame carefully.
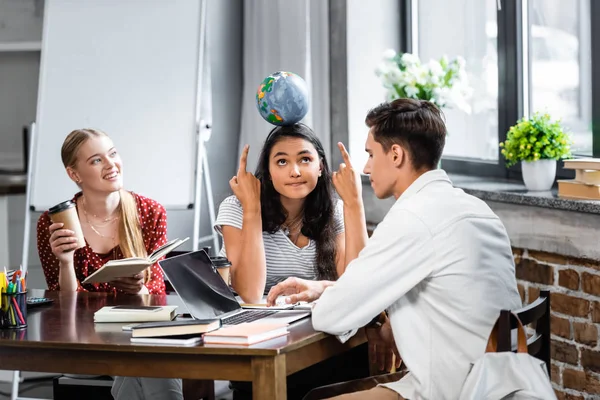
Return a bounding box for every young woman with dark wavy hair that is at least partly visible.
[215,123,366,304]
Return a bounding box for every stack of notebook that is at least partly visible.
[127,320,289,346]
[558,159,600,200]
[203,322,289,346]
[129,319,221,346]
[93,305,178,323]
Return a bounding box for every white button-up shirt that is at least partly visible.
[312,170,522,400]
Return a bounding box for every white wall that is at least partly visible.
[165,0,243,256]
[5,0,243,290]
[0,0,43,169]
[346,0,400,171]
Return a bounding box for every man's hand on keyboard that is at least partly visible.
[266,277,335,307]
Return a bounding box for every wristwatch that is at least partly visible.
[367,311,387,328]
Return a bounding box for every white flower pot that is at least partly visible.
[521,159,556,191]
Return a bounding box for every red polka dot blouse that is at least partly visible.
[37,191,167,295]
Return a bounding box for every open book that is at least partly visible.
[82,237,189,284]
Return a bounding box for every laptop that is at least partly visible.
[158,250,311,326]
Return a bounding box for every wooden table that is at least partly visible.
[0,289,367,399]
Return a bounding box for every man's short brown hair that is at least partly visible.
[365,98,446,171]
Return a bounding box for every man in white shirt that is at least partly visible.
[267,99,522,399]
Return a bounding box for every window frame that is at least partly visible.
[591,0,600,159]
[329,0,350,170]
[329,0,600,181]
[414,0,598,181]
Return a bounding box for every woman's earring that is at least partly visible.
[318,171,322,177]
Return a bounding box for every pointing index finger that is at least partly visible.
[337,142,352,168]
[238,145,249,175]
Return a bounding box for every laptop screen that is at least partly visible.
[158,250,241,319]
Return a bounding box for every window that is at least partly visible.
[333,0,600,177]
[408,0,599,178]
[418,0,499,161]
[345,0,401,171]
[528,0,592,156]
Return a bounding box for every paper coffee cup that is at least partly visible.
[48,200,86,250]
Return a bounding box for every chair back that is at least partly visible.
[496,290,551,373]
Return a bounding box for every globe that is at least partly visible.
[256,71,309,126]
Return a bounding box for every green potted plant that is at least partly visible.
[499,112,573,191]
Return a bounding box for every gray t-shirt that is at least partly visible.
[213,195,344,292]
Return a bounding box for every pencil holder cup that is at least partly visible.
[0,327,26,340]
[0,291,27,329]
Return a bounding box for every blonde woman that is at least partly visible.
[36,128,167,294]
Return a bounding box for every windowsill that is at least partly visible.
[360,172,600,261]
[360,173,600,215]
[449,174,600,215]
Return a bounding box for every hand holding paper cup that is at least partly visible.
[48,200,86,253]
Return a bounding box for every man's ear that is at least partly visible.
[66,166,81,184]
[390,144,405,168]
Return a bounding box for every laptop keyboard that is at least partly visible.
[222,310,277,325]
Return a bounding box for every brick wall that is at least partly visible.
[515,248,600,399]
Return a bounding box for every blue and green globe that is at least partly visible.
[256,71,309,126]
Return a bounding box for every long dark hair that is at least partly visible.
[255,123,338,280]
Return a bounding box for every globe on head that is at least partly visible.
[256,71,309,126]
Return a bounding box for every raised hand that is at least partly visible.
[229,145,261,212]
[332,142,362,205]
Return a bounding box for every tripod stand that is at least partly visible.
[193,120,219,253]
[191,0,219,254]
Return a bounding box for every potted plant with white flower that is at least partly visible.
[375,50,473,114]
[499,112,573,191]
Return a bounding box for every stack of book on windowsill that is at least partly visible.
[558,159,600,200]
